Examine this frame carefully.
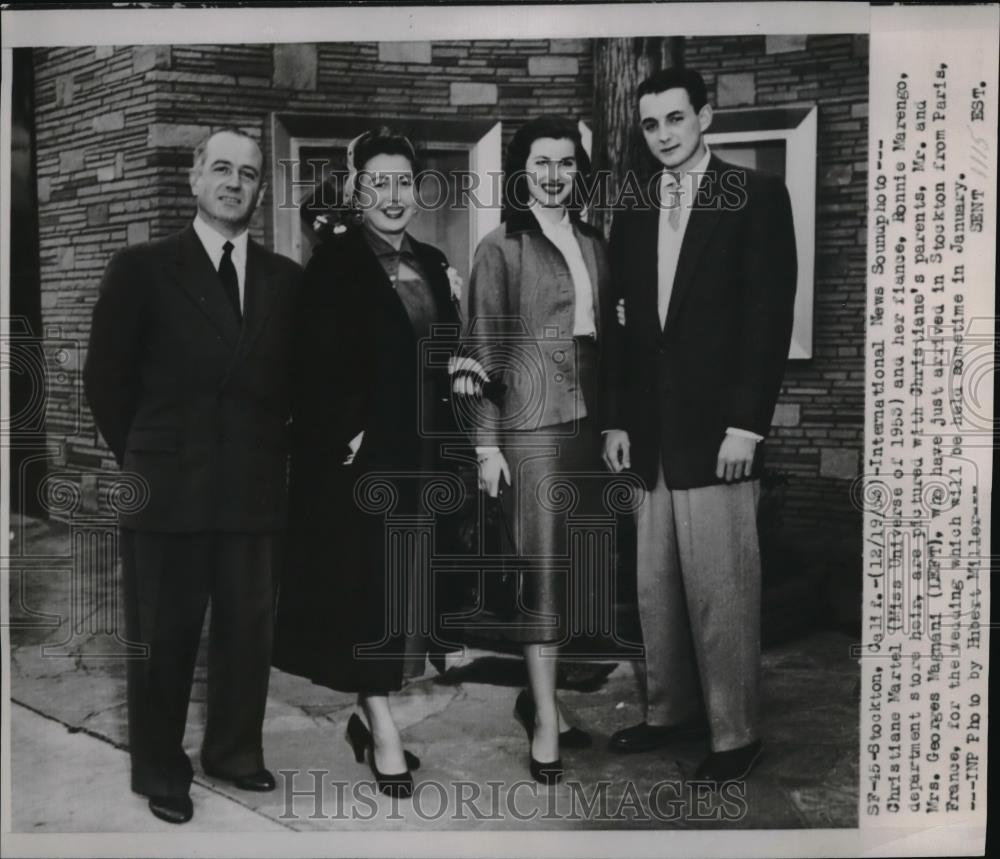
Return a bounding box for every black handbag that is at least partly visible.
[439,476,520,623]
[480,488,519,621]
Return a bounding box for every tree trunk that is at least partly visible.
[591,37,684,237]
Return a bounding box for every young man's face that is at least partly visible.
[638,87,713,174]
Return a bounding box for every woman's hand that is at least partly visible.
[450,355,489,397]
[343,431,364,465]
[477,449,511,497]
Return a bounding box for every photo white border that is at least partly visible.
[1,3,994,858]
[1,3,871,48]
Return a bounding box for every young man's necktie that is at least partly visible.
[661,172,682,231]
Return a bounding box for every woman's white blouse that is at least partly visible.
[530,206,597,339]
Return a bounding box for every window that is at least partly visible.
[706,105,818,360]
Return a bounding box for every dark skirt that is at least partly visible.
[499,417,605,644]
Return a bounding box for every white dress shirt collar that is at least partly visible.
[661,144,713,195]
[193,214,249,263]
[657,148,713,328]
[193,215,249,308]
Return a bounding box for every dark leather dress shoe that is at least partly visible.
[608,719,708,753]
[148,794,193,824]
[205,767,276,792]
[693,740,763,782]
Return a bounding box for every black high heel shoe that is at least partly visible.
[529,756,563,786]
[513,690,564,785]
[514,689,593,749]
[346,713,418,798]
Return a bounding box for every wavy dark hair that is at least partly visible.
[350,126,421,177]
[299,126,421,241]
[501,115,592,222]
[636,67,709,112]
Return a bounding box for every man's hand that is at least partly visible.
[616,298,626,327]
[478,449,511,497]
[715,433,756,482]
[602,430,631,473]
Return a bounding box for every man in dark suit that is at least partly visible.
[84,128,301,823]
[602,68,797,782]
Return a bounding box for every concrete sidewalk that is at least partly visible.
[11,701,288,832]
[6,513,860,831]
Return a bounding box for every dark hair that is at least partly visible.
[636,67,709,112]
[301,127,421,239]
[352,126,421,174]
[502,115,592,220]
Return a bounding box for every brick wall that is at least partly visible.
[32,36,865,548]
[685,34,869,545]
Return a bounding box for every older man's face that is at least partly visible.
[190,131,264,235]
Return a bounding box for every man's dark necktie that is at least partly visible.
[219,241,242,321]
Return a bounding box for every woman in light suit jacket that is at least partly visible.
[462,116,616,784]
